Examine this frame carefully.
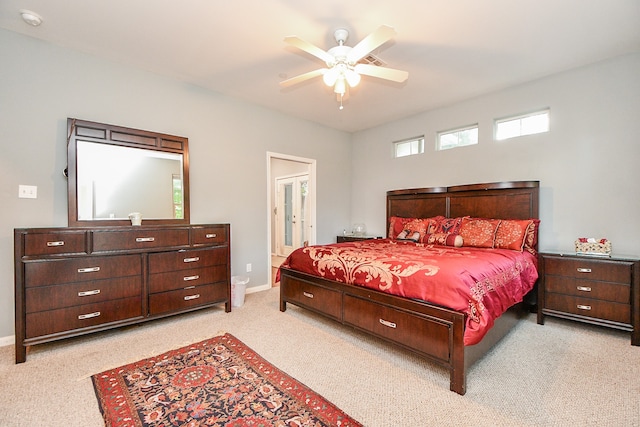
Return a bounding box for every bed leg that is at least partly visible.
[450,367,466,395]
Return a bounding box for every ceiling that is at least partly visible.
[1,1,639,133]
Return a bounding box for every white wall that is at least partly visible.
[351,53,640,256]
[0,29,352,339]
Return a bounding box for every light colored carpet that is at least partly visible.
[0,288,638,426]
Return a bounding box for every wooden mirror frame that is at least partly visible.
[67,118,190,227]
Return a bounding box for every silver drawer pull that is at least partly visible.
[205,233,217,238]
[379,318,397,329]
[183,257,200,263]
[184,294,200,301]
[78,289,101,297]
[577,304,592,311]
[136,237,155,242]
[46,241,64,247]
[576,268,592,273]
[303,291,314,299]
[183,275,200,281]
[78,311,101,320]
[77,266,100,273]
[576,286,592,292]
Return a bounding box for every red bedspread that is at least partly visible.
[279,239,538,345]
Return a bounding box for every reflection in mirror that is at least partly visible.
[76,141,184,220]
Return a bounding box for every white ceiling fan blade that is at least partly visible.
[354,63,408,83]
[284,36,335,65]
[347,25,397,64]
[279,68,327,88]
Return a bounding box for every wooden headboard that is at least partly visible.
[387,181,539,226]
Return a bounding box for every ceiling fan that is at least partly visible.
[280,25,408,109]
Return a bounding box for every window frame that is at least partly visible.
[494,109,550,141]
[436,124,479,151]
[393,135,425,158]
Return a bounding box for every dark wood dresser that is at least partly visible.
[14,224,230,363]
[537,252,639,345]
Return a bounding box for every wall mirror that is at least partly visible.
[67,118,190,227]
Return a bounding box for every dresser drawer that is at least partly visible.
[544,257,631,283]
[149,283,227,315]
[545,293,630,324]
[23,231,87,256]
[25,276,141,313]
[148,247,227,274]
[149,265,227,293]
[25,297,142,338]
[281,279,342,320]
[191,226,227,245]
[24,255,142,287]
[92,228,190,252]
[344,295,451,361]
[545,276,630,304]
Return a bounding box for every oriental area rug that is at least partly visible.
[92,333,361,427]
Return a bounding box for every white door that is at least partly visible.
[276,174,310,257]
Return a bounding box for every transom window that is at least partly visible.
[495,109,549,140]
[394,136,424,158]
[437,125,478,151]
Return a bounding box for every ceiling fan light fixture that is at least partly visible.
[333,77,346,95]
[345,69,361,87]
[322,67,339,86]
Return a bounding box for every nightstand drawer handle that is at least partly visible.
[303,291,314,299]
[78,311,101,320]
[576,268,592,273]
[184,294,200,301]
[379,318,397,329]
[183,257,200,263]
[577,304,592,311]
[78,289,100,297]
[77,267,100,273]
[576,286,592,292]
[47,241,64,247]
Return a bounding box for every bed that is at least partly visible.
[278,181,539,395]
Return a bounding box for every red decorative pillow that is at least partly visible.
[523,219,540,255]
[423,233,463,247]
[432,217,466,234]
[388,216,443,240]
[495,219,535,251]
[459,218,502,248]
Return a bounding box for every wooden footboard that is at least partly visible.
[280,267,469,394]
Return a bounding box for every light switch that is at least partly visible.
[18,185,37,199]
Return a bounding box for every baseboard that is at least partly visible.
[246,283,271,294]
[0,335,14,348]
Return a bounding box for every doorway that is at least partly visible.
[267,153,316,287]
[275,174,310,257]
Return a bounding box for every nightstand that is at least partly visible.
[336,235,381,243]
[538,252,639,346]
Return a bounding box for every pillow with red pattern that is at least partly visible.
[523,219,540,255]
[423,233,463,247]
[432,216,466,234]
[459,217,502,248]
[388,216,444,241]
[494,219,535,251]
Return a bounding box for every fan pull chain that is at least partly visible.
[339,94,344,110]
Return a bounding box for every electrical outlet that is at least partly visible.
[18,185,37,199]
[246,263,252,272]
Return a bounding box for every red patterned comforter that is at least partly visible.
[279,239,538,345]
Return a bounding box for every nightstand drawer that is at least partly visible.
[545,293,630,324]
[544,276,630,304]
[545,257,631,283]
